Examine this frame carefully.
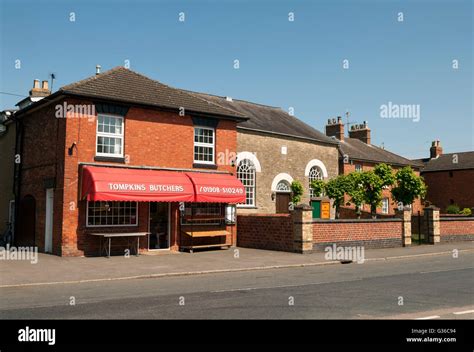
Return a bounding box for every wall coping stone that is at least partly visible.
[312,218,402,224]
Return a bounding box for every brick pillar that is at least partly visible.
[396,210,412,246]
[424,206,440,244]
[292,204,313,254]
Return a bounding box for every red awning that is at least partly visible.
[185,172,246,203]
[81,166,195,202]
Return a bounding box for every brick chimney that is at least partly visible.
[29,79,51,98]
[349,121,371,144]
[325,116,344,141]
[430,140,443,159]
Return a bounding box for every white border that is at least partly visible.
[271,173,294,191]
[304,159,329,178]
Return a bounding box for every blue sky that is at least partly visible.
[0,0,472,158]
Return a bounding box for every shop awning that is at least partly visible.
[185,172,246,203]
[81,166,195,202]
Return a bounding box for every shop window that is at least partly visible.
[96,114,124,157]
[309,166,323,198]
[181,203,224,225]
[382,198,389,214]
[87,201,137,226]
[237,159,256,206]
[194,126,215,164]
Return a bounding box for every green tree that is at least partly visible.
[374,163,395,188]
[324,175,349,219]
[309,179,325,198]
[290,180,304,205]
[360,170,385,218]
[346,172,365,218]
[391,166,427,209]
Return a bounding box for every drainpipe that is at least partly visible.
[12,116,24,245]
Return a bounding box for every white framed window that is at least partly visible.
[309,166,323,198]
[237,159,256,207]
[382,198,389,214]
[355,164,363,172]
[276,180,291,192]
[96,114,124,157]
[194,126,215,164]
[87,201,138,227]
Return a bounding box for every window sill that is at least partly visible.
[94,156,126,163]
[193,163,218,170]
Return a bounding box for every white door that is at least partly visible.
[44,189,54,253]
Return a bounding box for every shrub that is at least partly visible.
[460,208,472,216]
[290,180,304,205]
[446,204,460,214]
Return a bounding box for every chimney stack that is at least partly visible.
[348,120,371,144]
[96,65,101,75]
[325,116,344,141]
[29,79,51,98]
[430,140,443,159]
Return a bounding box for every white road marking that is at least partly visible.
[419,267,474,274]
[211,278,363,293]
[453,309,474,315]
[415,315,440,320]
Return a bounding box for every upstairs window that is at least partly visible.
[382,198,389,214]
[96,114,124,157]
[194,126,215,164]
[355,164,363,172]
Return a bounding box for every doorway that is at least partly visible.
[44,188,54,253]
[276,193,291,214]
[16,195,36,246]
[311,200,321,219]
[149,202,170,250]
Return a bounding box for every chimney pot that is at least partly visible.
[42,80,49,90]
[96,65,101,75]
[33,79,40,89]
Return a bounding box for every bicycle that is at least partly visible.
[0,222,13,247]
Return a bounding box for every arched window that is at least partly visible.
[276,180,291,192]
[237,159,256,206]
[309,166,323,198]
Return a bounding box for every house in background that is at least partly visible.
[325,117,424,217]
[191,92,340,218]
[415,140,474,212]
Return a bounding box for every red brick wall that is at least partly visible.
[340,162,423,215]
[313,219,403,250]
[439,217,474,242]
[423,170,474,212]
[237,214,293,252]
[20,97,238,256]
[18,103,66,254]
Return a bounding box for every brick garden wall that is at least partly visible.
[237,214,293,252]
[439,217,474,243]
[313,219,403,250]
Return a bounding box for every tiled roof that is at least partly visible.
[187,92,338,145]
[414,151,474,172]
[339,138,423,168]
[59,67,247,120]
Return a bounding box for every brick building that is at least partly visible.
[13,67,247,256]
[189,93,340,217]
[415,141,474,212]
[325,117,423,216]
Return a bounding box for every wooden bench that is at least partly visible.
[181,230,231,253]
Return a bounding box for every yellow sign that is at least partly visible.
[321,202,330,219]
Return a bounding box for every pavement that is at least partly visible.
[0,251,472,319]
[1,241,473,287]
